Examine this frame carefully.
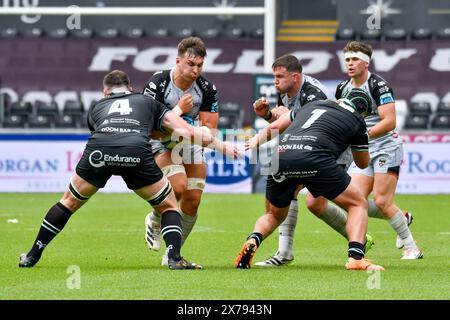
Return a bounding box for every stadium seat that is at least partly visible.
[35,101,60,121]
[55,114,78,128]
[199,28,221,39]
[150,28,170,38]
[224,28,245,39]
[384,28,407,40]
[360,29,381,41]
[9,101,33,116]
[431,114,450,130]
[408,101,432,116]
[28,115,53,128]
[412,28,432,40]
[174,28,195,38]
[220,102,244,128]
[22,28,44,38]
[218,115,235,129]
[403,114,429,130]
[336,28,356,41]
[63,100,85,123]
[98,28,119,38]
[2,115,27,128]
[395,100,408,130]
[48,28,68,38]
[124,28,144,38]
[1,28,19,38]
[70,28,93,38]
[249,28,264,39]
[436,102,450,115]
[436,28,450,39]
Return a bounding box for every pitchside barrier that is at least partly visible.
[0,132,449,194]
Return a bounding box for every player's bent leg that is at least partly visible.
[241,203,290,269]
[19,174,98,268]
[135,178,202,269]
[373,173,422,258]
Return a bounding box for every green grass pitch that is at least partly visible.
[0,193,448,300]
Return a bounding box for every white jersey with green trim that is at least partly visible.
[335,72,402,157]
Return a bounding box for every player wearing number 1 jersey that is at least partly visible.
[236,89,384,271]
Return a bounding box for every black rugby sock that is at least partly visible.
[28,202,73,258]
[161,210,183,261]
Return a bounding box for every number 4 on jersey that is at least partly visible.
[108,99,132,115]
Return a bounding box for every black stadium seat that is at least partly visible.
[98,28,119,38]
[437,102,450,115]
[403,114,429,130]
[336,28,356,41]
[2,115,27,128]
[28,115,53,128]
[35,101,60,121]
[124,28,144,38]
[150,28,170,38]
[48,28,68,38]
[1,28,19,38]
[412,28,432,40]
[199,28,221,39]
[436,28,450,39]
[360,29,381,41]
[9,101,33,116]
[22,27,43,38]
[55,114,78,128]
[174,28,195,38]
[384,28,407,40]
[71,28,93,38]
[409,101,432,116]
[431,114,450,130]
[224,28,245,39]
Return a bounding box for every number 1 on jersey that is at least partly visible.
[301,109,327,128]
[108,99,132,115]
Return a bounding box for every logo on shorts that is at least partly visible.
[89,150,106,168]
[378,158,386,167]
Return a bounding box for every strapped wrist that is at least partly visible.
[173,105,183,115]
[263,110,272,121]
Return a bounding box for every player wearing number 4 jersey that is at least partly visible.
[236,89,384,271]
[314,41,422,260]
[18,70,237,270]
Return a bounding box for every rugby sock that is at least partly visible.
[161,210,182,261]
[388,210,417,249]
[247,232,263,247]
[180,211,197,246]
[28,202,72,258]
[348,241,365,260]
[278,200,298,258]
[367,199,386,219]
[318,202,348,239]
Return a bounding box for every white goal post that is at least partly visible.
[0,0,276,72]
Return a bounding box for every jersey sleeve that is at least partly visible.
[149,98,171,132]
[300,84,328,105]
[370,76,395,106]
[198,78,219,113]
[142,70,167,103]
[335,79,349,99]
[350,121,369,152]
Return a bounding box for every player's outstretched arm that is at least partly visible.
[162,111,241,159]
[245,111,293,150]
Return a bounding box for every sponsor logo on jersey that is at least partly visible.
[89,150,141,168]
[149,82,157,90]
[380,93,394,104]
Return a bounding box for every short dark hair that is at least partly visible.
[177,36,207,58]
[343,41,373,58]
[272,54,302,73]
[103,70,130,89]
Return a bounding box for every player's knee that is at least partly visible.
[373,195,389,211]
[181,193,202,214]
[306,197,326,216]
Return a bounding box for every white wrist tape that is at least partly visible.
[344,51,371,63]
[173,105,183,115]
